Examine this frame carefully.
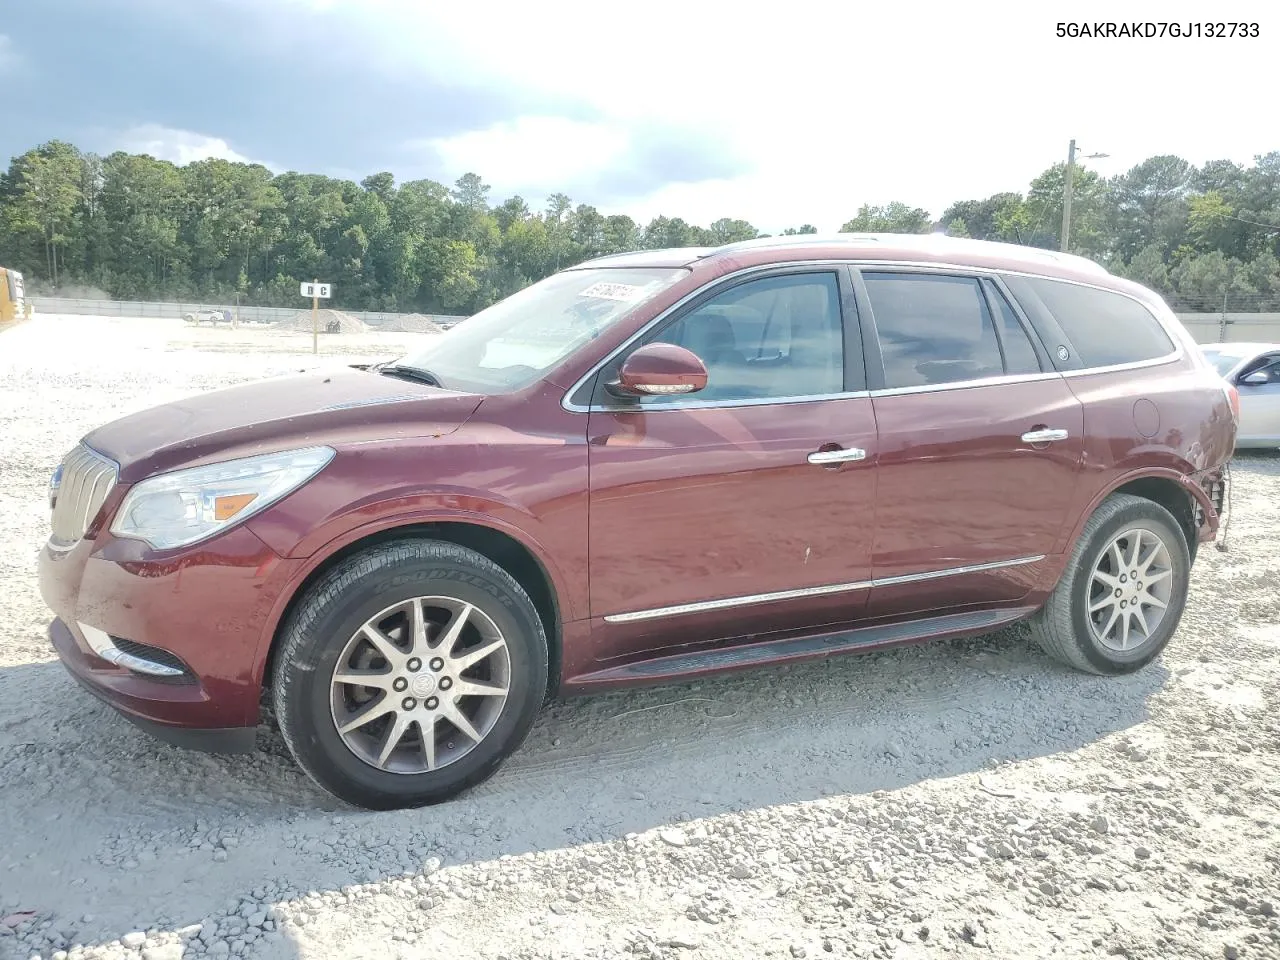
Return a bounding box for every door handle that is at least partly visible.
[1021,428,1069,444]
[808,447,867,465]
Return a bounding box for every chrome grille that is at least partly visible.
[50,444,119,545]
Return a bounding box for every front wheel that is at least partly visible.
[1030,493,1190,675]
[272,539,549,809]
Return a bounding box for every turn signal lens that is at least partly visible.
[213,493,258,521]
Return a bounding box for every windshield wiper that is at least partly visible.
[378,364,444,388]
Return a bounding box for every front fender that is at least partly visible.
[248,504,579,688]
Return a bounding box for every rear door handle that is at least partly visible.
[808,447,867,465]
[1021,428,1069,444]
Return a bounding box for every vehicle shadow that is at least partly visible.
[0,623,1168,957]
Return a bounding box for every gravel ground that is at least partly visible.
[2,315,1278,960]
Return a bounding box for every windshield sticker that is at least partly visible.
[578,281,647,302]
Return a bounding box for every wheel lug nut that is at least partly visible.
[439,677,452,691]
[1119,575,1127,583]
[401,697,416,710]
[426,696,439,710]
[429,657,445,672]
[1119,600,1127,608]
[407,658,422,672]
[1114,588,1122,597]
[393,678,408,692]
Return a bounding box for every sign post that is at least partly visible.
[300,281,332,354]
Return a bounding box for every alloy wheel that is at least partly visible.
[329,596,511,774]
[1086,526,1174,653]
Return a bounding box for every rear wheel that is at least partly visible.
[272,539,548,809]
[1030,493,1190,675]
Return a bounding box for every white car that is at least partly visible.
[1201,342,1280,449]
[182,308,231,326]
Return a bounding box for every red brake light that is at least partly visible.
[1225,382,1241,423]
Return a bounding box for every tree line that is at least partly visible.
[1,140,1278,315]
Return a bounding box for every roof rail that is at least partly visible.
[701,232,1109,274]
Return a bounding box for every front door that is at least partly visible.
[854,268,1085,618]
[1236,352,1280,445]
[585,268,878,662]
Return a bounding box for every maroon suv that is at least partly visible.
[39,234,1237,809]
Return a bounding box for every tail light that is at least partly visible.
[1224,382,1241,424]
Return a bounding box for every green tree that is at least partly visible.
[2,141,84,286]
[839,202,931,234]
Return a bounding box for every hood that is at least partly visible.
[84,367,485,482]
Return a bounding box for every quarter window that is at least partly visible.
[644,272,844,402]
[1020,277,1175,368]
[862,272,1005,389]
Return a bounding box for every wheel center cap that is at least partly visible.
[410,674,437,698]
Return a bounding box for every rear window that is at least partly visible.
[1021,277,1175,368]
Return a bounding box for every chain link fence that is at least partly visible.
[24,297,1280,345]
[1175,313,1280,344]
[27,298,467,329]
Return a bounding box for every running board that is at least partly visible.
[571,606,1037,688]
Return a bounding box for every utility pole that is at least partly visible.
[1061,139,1076,253]
[312,278,319,355]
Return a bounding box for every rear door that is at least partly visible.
[853,267,1085,619]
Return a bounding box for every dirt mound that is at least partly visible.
[384,313,444,334]
[271,308,368,334]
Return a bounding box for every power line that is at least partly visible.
[1222,213,1280,232]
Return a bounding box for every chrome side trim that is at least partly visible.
[603,579,873,624]
[611,389,872,413]
[1059,354,1181,378]
[869,371,1060,398]
[868,554,1045,589]
[602,554,1047,623]
[78,622,185,678]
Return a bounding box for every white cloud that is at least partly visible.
[114,124,268,168]
[219,0,1280,229]
[0,33,18,72]
[422,117,631,191]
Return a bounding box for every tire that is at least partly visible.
[1029,493,1190,675]
[272,539,549,810]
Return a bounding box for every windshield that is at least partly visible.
[1200,348,1245,377]
[393,266,688,393]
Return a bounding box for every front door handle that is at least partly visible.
[1021,428,1069,444]
[808,447,867,465]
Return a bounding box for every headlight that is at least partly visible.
[110,446,335,550]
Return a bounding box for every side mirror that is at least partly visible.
[1240,371,1269,386]
[610,343,708,398]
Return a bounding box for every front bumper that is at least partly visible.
[38,524,303,750]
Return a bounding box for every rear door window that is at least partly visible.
[986,283,1042,376]
[1020,277,1175,368]
[861,272,1005,389]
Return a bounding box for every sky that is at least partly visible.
[1,0,1276,233]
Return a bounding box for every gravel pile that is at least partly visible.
[383,314,444,335]
[271,309,368,335]
[2,315,1278,960]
